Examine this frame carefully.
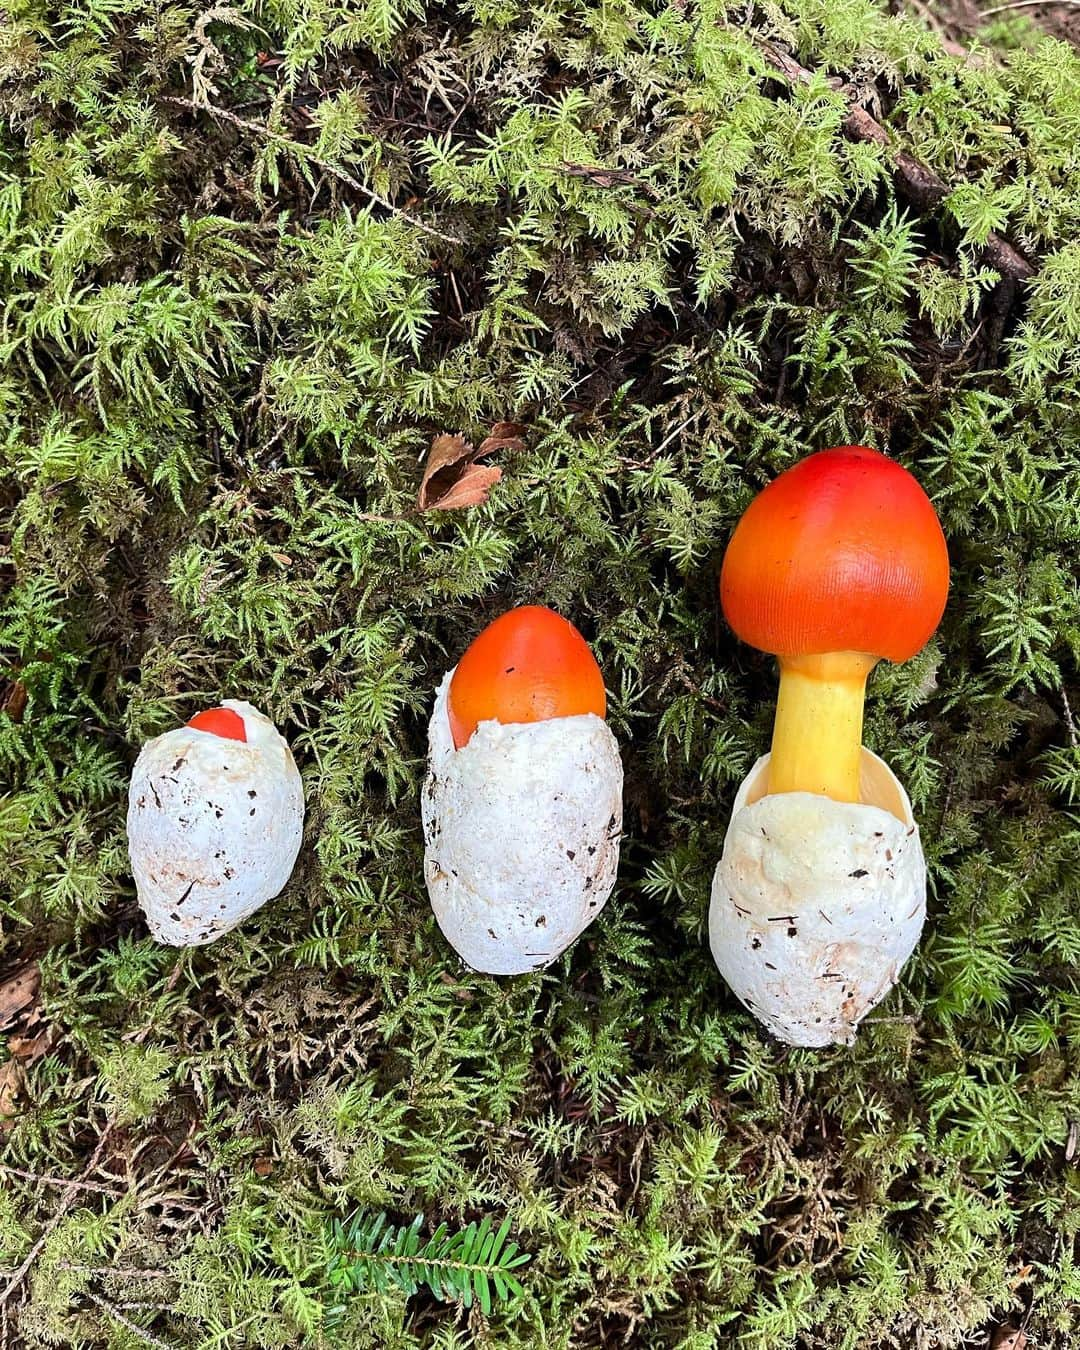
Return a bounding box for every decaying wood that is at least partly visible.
[761,43,1035,281]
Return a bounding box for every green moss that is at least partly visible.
[2,0,1080,1344]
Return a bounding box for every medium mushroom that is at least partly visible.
[423,606,622,975]
[710,447,949,1046]
[127,700,304,946]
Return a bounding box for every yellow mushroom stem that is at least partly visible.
[767,651,879,803]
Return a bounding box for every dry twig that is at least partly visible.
[0,1124,115,1309]
[0,1165,126,1197]
[980,0,1080,13]
[82,1289,176,1350]
[161,96,463,246]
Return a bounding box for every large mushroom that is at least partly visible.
[423,606,623,975]
[711,447,949,1046]
[127,700,304,946]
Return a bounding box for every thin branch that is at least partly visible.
[758,42,1035,281]
[0,1165,126,1197]
[653,412,699,458]
[980,0,1080,12]
[160,96,463,246]
[559,161,659,215]
[1062,688,1077,748]
[58,1264,170,1279]
[82,1290,177,1350]
[902,0,993,57]
[0,1124,114,1308]
[903,0,950,38]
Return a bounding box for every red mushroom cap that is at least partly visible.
[720,446,949,662]
[187,707,248,742]
[448,606,606,750]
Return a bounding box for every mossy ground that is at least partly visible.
[2,0,1080,1345]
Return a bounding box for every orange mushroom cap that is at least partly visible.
[720,447,949,662]
[187,707,248,742]
[447,605,607,750]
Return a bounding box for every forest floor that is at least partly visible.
[2,0,1080,1345]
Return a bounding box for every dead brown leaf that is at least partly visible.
[476,421,526,456]
[419,432,471,501]
[0,1060,25,1130]
[0,965,40,1031]
[1,678,27,723]
[1,962,57,1071]
[417,424,524,511]
[990,1324,1027,1350]
[8,1025,55,1065]
[429,463,502,510]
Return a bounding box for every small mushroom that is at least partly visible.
[127,700,303,946]
[711,447,948,1045]
[423,607,622,975]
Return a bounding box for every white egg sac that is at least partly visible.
[709,748,926,1048]
[422,670,623,975]
[127,700,304,946]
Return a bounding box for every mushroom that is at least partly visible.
[720,446,949,803]
[127,700,304,946]
[710,446,949,1046]
[423,606,623,975]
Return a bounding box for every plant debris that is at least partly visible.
[0,1061,25,1132]
[0,964,40,1030]
[417,423,524,511]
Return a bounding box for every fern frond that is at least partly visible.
[324,1211,531,1314]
